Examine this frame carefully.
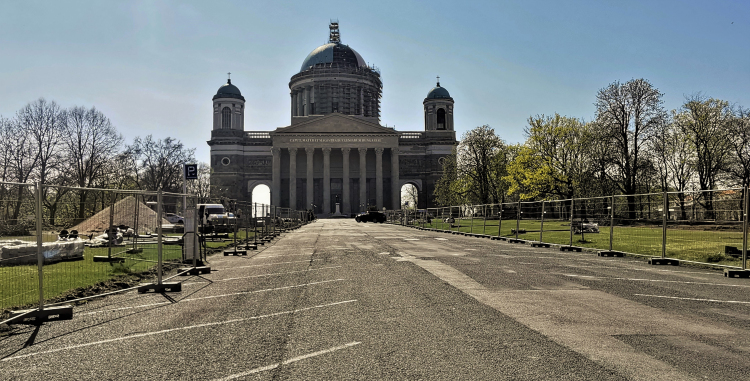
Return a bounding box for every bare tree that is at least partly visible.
[650,115,696,219]
[3,117,36,220]
[126,135,196,192]
[595,78,666,219]
[0,116,14,183]
[61,106,123,222]
[676,95,732,218]
[17,98,65,185]
[725,105,750,189]
[186,162,212,203]
[401,183,419,209]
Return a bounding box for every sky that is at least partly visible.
[1,0,748,168]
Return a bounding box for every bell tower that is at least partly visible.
[212,73,246,131]
[423,77,454,131]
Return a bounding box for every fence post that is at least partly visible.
[133,194,140,253]
[540,200,545,243]
[497,205,503,238]
[456,206,462,232]
[193,203,198,268]
[609,195,615,252]
[36,181,44,311]
[108,192,116,259]
[662,191,667,259]
[440,207,445,231]
[470,205,475,234]
[516,200,521,239]
[569,198,574,246]
[482,205,488,235]
[157,189,163,286]
[743,185,748,270]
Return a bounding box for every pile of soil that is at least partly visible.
[70,196,170,236]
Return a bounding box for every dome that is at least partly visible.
[426,83,451,99]
[300,42,366,72]
[213,79,245,101]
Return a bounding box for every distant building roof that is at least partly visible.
[300,42,367,72]
[426,82,451,100]
[213,79,245,101]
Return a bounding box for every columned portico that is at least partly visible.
[358,148,367,212]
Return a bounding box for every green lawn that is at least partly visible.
[411,217,746,266]
[0,230,255,311]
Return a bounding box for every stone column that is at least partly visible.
[359,148,367,211]
[271,147,281,206]
[323,147,331,214]
[289,148,297,210]
[342,148,350,214]
[290,92,295,117]
[306,148,314,211]
[310,86,315,114]
[375,147,384,210]
[303,87,309,116]
[391,147,400,210]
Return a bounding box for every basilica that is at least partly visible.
[208,22,457,216]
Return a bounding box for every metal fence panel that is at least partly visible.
[0,183,40,311]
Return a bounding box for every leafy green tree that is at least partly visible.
[456,125,504,204]
[434,149,462,206]
[506,114,594,200]
[434,126,510,206]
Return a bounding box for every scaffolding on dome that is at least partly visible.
[329,20,340,43]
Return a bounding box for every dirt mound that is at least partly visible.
[70,196,170,235]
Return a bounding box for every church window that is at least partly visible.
[221,107,232,129]
[437,108,446,130]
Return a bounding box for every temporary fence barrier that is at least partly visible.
[1,180,310,325]
[390,187,749,273]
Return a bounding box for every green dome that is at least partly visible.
[213,79,245,101]
[426,83,451,99]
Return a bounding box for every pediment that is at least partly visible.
[274,114,397,135]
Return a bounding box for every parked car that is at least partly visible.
[165,213,184,224]
[355,211,386,223]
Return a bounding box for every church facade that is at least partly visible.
[208,22,457,216]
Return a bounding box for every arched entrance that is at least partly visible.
[400,183,419,209]
[248,181,272,216]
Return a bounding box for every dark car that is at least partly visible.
[355,211,386,223]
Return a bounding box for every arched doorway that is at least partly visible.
[251,184,271,217]
[400,183,418,209]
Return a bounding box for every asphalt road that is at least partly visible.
[1,219,749,380]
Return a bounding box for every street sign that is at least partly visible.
[184,164,198,180]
